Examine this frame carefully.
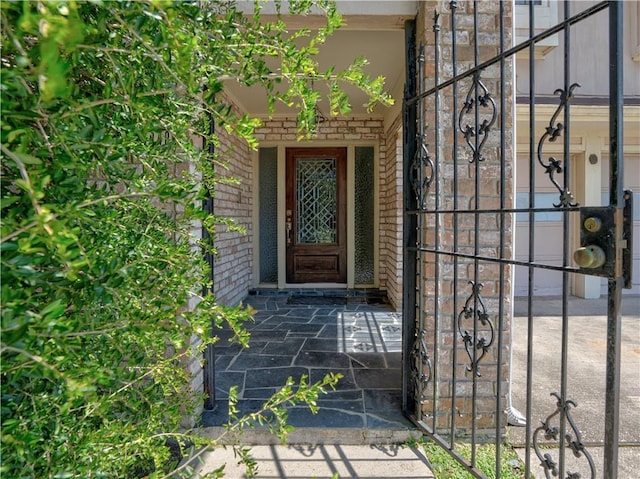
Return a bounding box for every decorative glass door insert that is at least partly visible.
[296,158,337,244]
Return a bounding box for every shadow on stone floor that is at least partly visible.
[201,292,413,430]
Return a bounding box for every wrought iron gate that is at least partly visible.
[402,2,633,478]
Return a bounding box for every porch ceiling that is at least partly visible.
[224,12,412,120]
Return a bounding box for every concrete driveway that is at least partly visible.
[509,295,640,478]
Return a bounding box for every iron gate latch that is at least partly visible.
[573,190,633,288]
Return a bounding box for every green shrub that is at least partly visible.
[1,1,391,477]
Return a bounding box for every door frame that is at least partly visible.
[252,141,380,289]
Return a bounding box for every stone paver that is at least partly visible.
[201,291,411,432]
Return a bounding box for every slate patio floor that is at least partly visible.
[201,290,413,430]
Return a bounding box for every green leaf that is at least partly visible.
[6,129,28,143]
[40,299,66,320]
[12,152,42,165]
[0,196,21,209]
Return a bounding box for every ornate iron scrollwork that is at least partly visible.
[457,281,494,376]
[410,138,434,210]
[458,72,497,163]
[533,392,596,479]
[409,43,434,210]
[409,325,432,407]
[537,83,581,208]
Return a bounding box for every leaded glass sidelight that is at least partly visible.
[355,147,375,283]
[296,157,337,244]
[259,147,278,283]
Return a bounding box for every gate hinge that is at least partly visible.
[573,191,633,288]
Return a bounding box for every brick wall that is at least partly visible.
[253,117,385,143]
[380,115,404,310]
[212,93,254,306]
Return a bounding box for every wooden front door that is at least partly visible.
[286,147,347,283]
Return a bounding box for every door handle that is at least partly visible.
[574,245,606,269]
[286,221,292,245]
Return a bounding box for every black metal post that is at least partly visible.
[402,18,418,417]
[449,0,460,444]
[495,2,507,476]
[604,1,623,477]
[432,9,442,435]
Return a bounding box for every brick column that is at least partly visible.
[412,0,514,440]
